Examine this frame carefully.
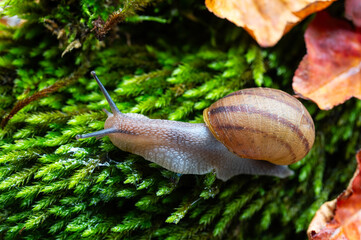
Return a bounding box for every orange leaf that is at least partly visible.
[308,150,361,240]
[346,0,361,27]
[293,12,361,110]
[205,0,336,47]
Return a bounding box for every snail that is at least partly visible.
[76,71,315,181]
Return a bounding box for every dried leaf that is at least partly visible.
[0,10,23,28]
[308,150,361,240]
[293,12,361,110]
[0,15,22,27]
[205,0,336,47]
[307,199,337,237]
[345,0,361,27]
[61,39,81,57]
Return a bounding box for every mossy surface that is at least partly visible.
[0,0,359,239]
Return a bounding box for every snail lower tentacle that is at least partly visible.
[76,127,118,140]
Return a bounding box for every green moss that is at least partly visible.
[0,0,358,239]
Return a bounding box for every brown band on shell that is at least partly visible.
[209,105,311,153]
[224,89,315,130]
[214,124,298,163]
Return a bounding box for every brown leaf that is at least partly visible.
[307,199,337,238]
[346,0,361,27]
[0,12,23,28]
[205,0,336,47]
[308,150,361,240]
[293,12,361,110]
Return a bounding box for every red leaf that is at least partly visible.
[308,150,361,240]
[346,0,361,27]
[293,12,361,110]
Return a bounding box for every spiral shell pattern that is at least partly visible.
[203,88,315,165]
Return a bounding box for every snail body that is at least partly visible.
[76,72,315,181]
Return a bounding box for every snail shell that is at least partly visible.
[203,88,315,165]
